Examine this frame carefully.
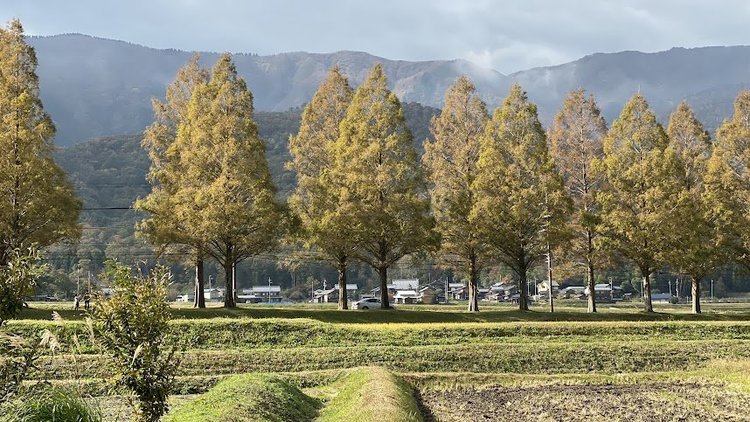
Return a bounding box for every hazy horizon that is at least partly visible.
[3,0,750,73]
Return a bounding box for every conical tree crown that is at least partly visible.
[423,76,488,259]
[547,89,607,281]
[472,84,568,272]
[0,19,80,262]
[595,93,684,271]
[667,101,711,190]
[289,66,353,182]
[336,63,420,203]
[333,63,435,265]
[287,66,354,253]
[137,55,209,249]
[704,90,750,268]
[143,54,208,187]
[175,53,280,248]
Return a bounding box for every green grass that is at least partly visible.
[162,374,321,422]
[313,367,421,422]
[26,339,750,381]
[9,317,750,354]
[2,387,102,422]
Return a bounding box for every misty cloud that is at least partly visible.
[2,0,750,73]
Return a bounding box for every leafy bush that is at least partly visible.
[3,387,101,422]
[0,248,42,326]
[91,262,179,422]
[163,374,320,422]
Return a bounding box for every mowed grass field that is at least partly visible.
[9,301,750,421]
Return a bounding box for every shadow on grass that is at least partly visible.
[17,305,750,323]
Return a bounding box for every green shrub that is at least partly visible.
[0,248,42,326]
[3,387,101,422]
[91,262,179,422]
[163,374,320,422]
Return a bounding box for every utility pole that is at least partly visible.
[268,277,272,304]
[711,279,714,301]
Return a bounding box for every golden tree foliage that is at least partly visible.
[0,19,80,265]
[423,76,489,312]
[172,54,284,308]
[287,67,354,309]
[594,94,685,312]
[706,91,750,273]
[548,89,607,312]
[136,55,209,307]
[472,84,570,311]
[333,64,436,309]
[666,101,720,314]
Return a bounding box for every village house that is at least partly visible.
[313,284,359,303]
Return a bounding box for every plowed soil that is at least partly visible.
[418,382,750,422]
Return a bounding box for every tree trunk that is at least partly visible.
[337,256,348,310]
[692,276,701,314]
[223,243,236,308]
[518,269,529,311]
[586,263,597,313]
[193,251,206,308]
[378,265,390,309]
[586,230,597,313]
[642,270,653,313]
[546,243,554,313]
[467,252,479,312]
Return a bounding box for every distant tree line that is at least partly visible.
[5,18,750,315]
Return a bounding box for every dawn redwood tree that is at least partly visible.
[666,102,722,314]
[175,54,284,308]
[423,76,489,312]
[287,67,355,310]
[472,84,570,311]
[548,89,607,313]
[136,54,210,308]
[333,64,436,309]
[705,91,750,287]
[0,19,80,266]
[595,94,685,313]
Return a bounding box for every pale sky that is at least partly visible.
[2,0,749,74]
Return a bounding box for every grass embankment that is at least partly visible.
[162,374,320,422]
[13,319,750,382]
[17,302,750,323]
[9,318,750,353]
[314,367,421,422]
[162,367,420,422]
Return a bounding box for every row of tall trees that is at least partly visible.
[288,65,750,314]
[139,52,750,314]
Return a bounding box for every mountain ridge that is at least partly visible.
[25,34,750,145]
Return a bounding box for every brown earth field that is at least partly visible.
[417,381,750,422]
